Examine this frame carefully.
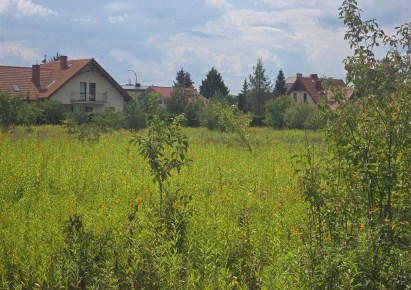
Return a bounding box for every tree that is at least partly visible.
[274,69,286,96]
[174,68,194,88]
[297,1,411,288]
[166,85,188,115]
[199,67,229,99]
[248,58,272,116]
[0,92,22,130]
[37,100,65,124]
[263,96,294,129]
[238,79,249,112]
[122,99,146,130]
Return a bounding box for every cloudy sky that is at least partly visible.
[0,0,410,93]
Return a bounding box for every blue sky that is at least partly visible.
[0,0,410,94]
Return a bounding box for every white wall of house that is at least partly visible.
[50,70,125,113]
[288,90,316,105]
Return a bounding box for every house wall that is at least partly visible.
[50,70,125,113]
[288,90,316,105]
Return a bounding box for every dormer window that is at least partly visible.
[11,84,20,92]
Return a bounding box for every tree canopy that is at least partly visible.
[248,58,272,116]
[199,67,229,99]
[174,68,194,88]
[274,69,286,96]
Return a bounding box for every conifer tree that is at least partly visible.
[174,68,194,88]
[238,78,248,112]
[199,67,229,99]
[248,58,272,116]
[274,69,287,96]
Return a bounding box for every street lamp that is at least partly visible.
[128,69,138,99]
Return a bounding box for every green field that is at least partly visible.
[0,126,321,289]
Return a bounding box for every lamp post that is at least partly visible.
[128,69,138,99]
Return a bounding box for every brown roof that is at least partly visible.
[287,74,347,104]
[146,86,208,105]
[0,57,130,101]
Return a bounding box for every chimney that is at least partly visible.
[296,73,303,78]
[310,74,318,79]
[60,55,68,70]
[32,64,40,87]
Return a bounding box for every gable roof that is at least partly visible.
[0,57,130,101]
[145,86,208,104]
[287,74,347,104]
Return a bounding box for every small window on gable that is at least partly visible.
[303,93,308,103]
[11,84,20,92]
[293,92,297,102]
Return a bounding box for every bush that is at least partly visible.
[123,99,146,130]
[36,100,65,125]
[263,96,294,129]
[284,103,321,129]
[0,92,22,130]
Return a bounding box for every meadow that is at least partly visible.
[0,126,322,289]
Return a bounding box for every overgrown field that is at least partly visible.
[0,126,322,289]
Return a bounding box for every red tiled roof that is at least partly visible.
[149,86,173,98]
[146,86,208,104]
[287,75,347,104]
[0,57,130,101]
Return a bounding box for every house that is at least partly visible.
[286,73,354,105]
[141,86,208,109]
[0,56,131,112]
[122,82,149,100]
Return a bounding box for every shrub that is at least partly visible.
[122,99,146,130]
[0,92,22,130]
[36,100,65,124]
[263,96,294,129]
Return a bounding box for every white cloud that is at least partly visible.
[104,1,135,13]
[72,17,96,23]
[108,13,128,23]
[0,41,39,63]
[0,0,57,16]
[205,0,232,10]
[0,0,13,13]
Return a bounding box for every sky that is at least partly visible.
[0,0,410,94]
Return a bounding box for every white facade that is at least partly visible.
[289,90,316,105]
[51,69,126,113]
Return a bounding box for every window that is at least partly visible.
[303,93,307,103]
[293,92,297,102]
[80,82,87,100]
[85,107,93,112]
[89,83,96,101]
[11,84,20,92]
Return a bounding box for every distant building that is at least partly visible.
[141,86,208,109]
[285,73,354,105]
[122,83,149,100]
[0,56,130,112]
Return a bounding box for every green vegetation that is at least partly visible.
[0,126,316,289]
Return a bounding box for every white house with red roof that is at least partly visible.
[0,56,130,112]
[286,73,354,105]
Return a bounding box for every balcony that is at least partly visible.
[70,92,108,104]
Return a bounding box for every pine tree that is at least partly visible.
[274,69,287,96]
[238,78,248,112]
[248,58,272,116]
[174,68,194,88]
[199,67,229,99]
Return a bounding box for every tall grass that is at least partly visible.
[0,126,321,289]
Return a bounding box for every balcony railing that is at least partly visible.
[70,92,108,103]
